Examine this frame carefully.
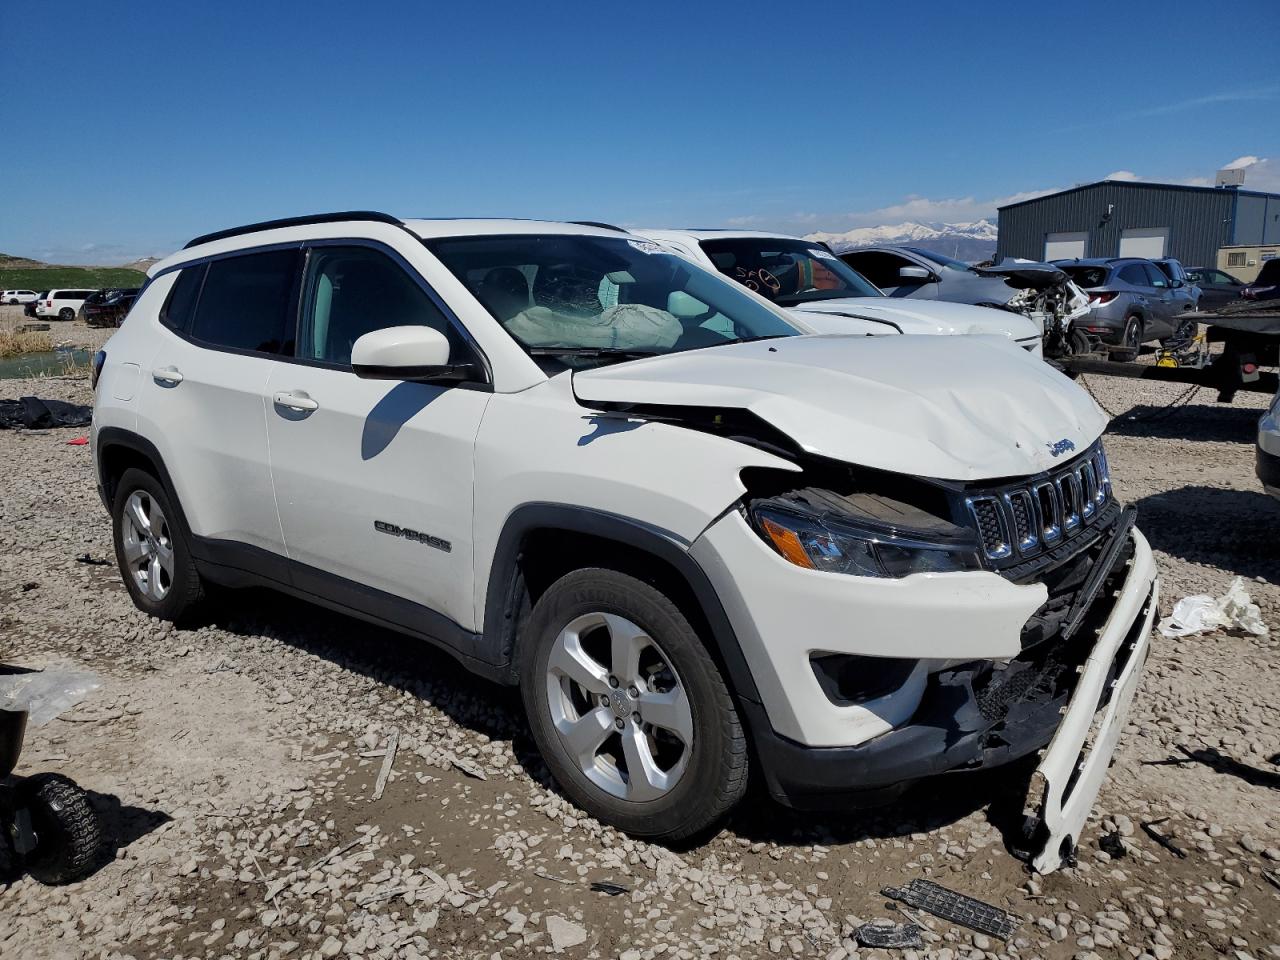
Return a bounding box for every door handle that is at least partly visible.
[273,391,319,413]
[152,365,183,385]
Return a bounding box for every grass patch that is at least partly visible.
[0,328,55,358]
[0,266,146,290]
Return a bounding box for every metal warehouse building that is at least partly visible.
[996,180,1280,279]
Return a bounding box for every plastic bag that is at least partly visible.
[0,669,102,726]
[1157,577,1269,638]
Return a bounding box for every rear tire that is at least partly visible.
[111,467,205,621]
[18,773,101,884]
[58,308,74,321]
[520,568,748,843]
[1113,316,1142,362]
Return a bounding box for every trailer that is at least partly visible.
[1057,307,1280,402]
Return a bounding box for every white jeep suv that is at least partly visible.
[638,229,1045,357]
[92,213,1157,871]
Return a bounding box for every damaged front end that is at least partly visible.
[977,260,1092,359]
[722,442,1157,873]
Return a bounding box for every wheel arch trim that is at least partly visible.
[482,503,763,705]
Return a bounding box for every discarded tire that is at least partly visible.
[18,773,100,884]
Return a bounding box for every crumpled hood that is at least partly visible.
[788,297,1039,341]
[572,335,1106,481]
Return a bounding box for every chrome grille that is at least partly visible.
[965,443,1113,564]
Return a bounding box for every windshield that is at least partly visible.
[427,234,801,363]
[696,237,882,304]
[904,248,975,273]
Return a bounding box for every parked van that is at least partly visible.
[36,289,97,320]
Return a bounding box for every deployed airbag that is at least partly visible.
[507,303,682,351]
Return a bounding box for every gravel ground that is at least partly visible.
[1,330,1278,960]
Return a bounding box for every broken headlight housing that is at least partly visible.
[750,503,982,578]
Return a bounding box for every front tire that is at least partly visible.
[111,467,205,621]
[520,568,748,843]
[18,773,101,884]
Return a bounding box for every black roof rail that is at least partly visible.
[569,221,629,233]
[184,211,403,249]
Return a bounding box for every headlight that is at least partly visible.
[751,505,982,578]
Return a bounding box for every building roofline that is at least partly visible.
[997,179,1280,211]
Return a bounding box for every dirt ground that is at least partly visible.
[1,314,1277,960]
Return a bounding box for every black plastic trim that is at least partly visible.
[185,211,403,249]
[482,503,764,705]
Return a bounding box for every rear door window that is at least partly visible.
[1143,264,1168,288]
[189,249,301,355]
[1118,264,1149,287]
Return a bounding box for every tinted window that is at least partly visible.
[299,246,457,365]
[161,265,205,332]
[190,250,300,354]
[1143,263,1168,288]
[1118,264,1149,286]
[1060,265,1110,288]
[839,251,916,289]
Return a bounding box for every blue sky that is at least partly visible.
[3,0,1278,263]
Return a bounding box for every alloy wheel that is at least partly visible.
[120,490,175,600]
[544,612,694,802]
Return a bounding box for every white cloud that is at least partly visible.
[1105,170,1140,181]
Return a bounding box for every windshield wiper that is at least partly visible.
[527,346,660,360]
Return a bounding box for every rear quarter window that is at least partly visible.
[160,265,207,333]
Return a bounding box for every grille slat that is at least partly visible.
[967,442,1113,565]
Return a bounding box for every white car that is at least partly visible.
[91,214,1157,872]
[36,288,96,320]
[2,289,39,305]
[639,229,1045,357]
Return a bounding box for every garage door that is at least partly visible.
[1044,232,1087,260]
[1119,227,1169,259]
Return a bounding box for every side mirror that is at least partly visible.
[898,265,933,281]
[351,326,477,383]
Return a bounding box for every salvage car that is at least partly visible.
[1242,259,1280,301]
[91,213,1158,872]
[637,229,1043,356]
[35,289,96,321]
[1055,258,1197,361]
[2,289,39,305]
[837,245,1090,357]
[1186,267,1245,309]
[1258,389,1280,501]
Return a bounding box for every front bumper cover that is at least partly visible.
[743,527,1158,871]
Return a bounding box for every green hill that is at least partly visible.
[0,255,147,291]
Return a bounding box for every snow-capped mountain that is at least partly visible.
[805,219,998,261]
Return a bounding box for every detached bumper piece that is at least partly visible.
[883,879,1020,940]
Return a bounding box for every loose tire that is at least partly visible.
[18,773,101,884]
[521,568,748,843]
[1113,316,1142,362]
[111,467,205,621]
[58,307,74,321]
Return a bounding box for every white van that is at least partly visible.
[36,289,97,320]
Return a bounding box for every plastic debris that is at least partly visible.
[882,879,1019,940]
[66,436,88,446]
[1158,576,1268,638]
[854,921,924,948]
[0,669,102,726]
[1140,817,1188,859]
[589,880,630,896]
